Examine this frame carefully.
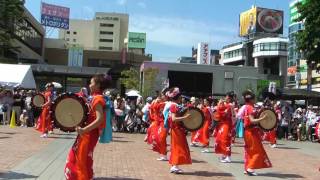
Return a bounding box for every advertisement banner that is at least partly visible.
[256,8,283,34]
[68,46,83,67]
[239,7,283,36]
[41,2,70,29]
[128,32,146,49]
[239,7,257,36]
[197,42,210,65]
[287,66,297,75]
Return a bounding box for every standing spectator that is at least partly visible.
[280,106,291,140]
[0,90,14,125]
[12,90,23,124]
[305,105,316,141]
[24,90,34,127]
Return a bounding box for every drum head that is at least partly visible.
[51,93,88,132]
[182,107,205,131]
[259,110,277,131]
[32,94,45,108]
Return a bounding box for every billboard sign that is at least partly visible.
[240,7,283,36]
[128,32,146,49]
[41,2,70,29]
[197,42,210,65]
[239,7,257,37]
[290,0,307,24]
[68,46,83,67]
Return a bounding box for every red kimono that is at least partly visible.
[153,101,168,155]
[214,102,233,156]
[64,93,106,180]
[147,100,161,149]
[169,103,192,166]
[243,103,272,170]
[195,106,212,147]
[36,91,52,133]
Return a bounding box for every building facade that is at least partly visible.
[220,37,288,87]
[59,12,129,51]
[0,7,45,64]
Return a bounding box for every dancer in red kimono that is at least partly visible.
[214,91,235,163]
[64,74,111,180]
[263,103,280,148]
[146,97,159,145]
[36,83,54,138]
[198,99,212,153]
[189,97,200,146]
[154,89,169,161]
[242,90,272,176]
[168,87,192,174]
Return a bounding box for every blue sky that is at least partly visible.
[25,0,290,62]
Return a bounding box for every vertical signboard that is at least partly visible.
[41,2,70,29]
[68,46,83,67]
[197,43,210,65]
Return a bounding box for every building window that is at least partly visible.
[66,38,70,41]
[100,23,114,27]
[67,31,70,34]
[73,31,77,35]
[100,31,114,35]
[99,46,113,50]
[99,39,113,42]
[73,39,76,42]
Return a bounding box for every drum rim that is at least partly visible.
[181,107,205,132]
[51,92,88,132]
[31,93,45,108]
[259,109,277,131]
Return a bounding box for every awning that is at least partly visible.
[0,63,36,89]
[281,88,320,100]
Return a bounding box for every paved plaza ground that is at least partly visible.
[0,126,319,180]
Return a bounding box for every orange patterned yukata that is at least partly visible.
[169,103,192,165]
[64,92,106,180]
[36,91,52,133]
[243,103,272,170]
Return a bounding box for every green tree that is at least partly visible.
[0,0,26,60]
[142,68,159,98]
[119,67,139,90]
[295,0,320,90]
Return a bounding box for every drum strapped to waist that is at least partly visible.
[51,92,89,132]
[31,93,45,109]
[180,107,205,131]
[258,109,277,131]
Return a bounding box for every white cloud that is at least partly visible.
[130,15,240,49]
[137,2,147,9]
[117,0,127,6]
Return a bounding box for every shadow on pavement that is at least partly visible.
[112,136,125,139]
[192,159,207,163]
[275,146,300,150]
[230,160,244,164]
[0,132,17,135]
[47,136,76,139]
[0,136,11,139]
[259,172,304,178]
[0,171,38,179]
[181,171,233,177]
[112,139,133,143]
[95,177,142,180]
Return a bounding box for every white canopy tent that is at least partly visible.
[0,64,36,89]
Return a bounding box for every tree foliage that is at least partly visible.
[120,67,140,90]
[142,68,159,98]
[0,0,26,57]
[296,0,320,63]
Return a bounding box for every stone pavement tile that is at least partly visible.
[192,138,320,180]
[0,126,53,173]
[93,133,235,180]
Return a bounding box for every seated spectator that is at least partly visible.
[20,109,29,127]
